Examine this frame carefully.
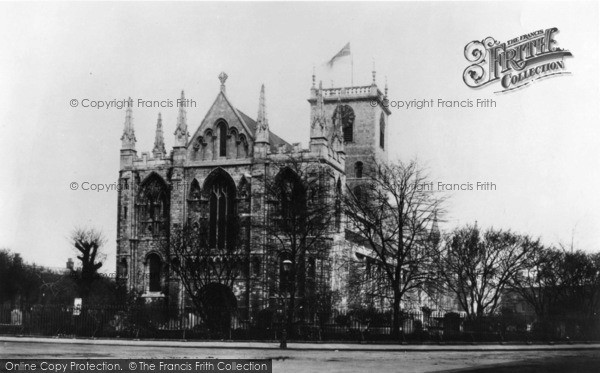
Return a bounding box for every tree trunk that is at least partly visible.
[391,288,402,339]
[287,284,296,339]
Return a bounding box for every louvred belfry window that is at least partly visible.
[332,104,355,143]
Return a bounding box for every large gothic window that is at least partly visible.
[137,174,169,237]
[218,122,228,157]
[380,113,386,149]
[332,105,355,143]
[204,169,236,249]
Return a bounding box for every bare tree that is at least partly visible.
[342,158,444,338]
[437,224,537,319]
[258,154,338,334]
[508,245,562,319]
[70,227,106,300]
[509,246,600,339]
[161,222,244,332]
[554,250,600,321]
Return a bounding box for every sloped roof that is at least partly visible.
[236,109,290,152]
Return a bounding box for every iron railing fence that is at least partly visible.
[1,304,599,342]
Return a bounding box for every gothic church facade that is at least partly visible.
[115,71,390,316]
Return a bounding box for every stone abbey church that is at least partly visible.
[116,71,391,316]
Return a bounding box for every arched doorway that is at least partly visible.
[199,283,237,335]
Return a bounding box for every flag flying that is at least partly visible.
[327,42,351,68]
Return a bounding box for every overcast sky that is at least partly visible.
[0,1,598,273]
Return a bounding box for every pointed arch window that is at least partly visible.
[187,179,203,226]
[238,134,249,157]
[275,168,306,230]
[137,174,169,237]
[332,105,355,143]
[355,161,363,179]
[218,122,228,157]
[189,179,201,201]
[205,169,236,249]
[238,176,250,200]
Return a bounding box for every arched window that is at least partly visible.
[187,179,202,223]
[332,105,355,143]
[189,179,201,200]
[137,174,169,237]
[218,122,227,157]
[380,113,386,149]
[355,161,363,179]
[238,176,250,200]
[147,253,162,292]
[344,124,353,142]
[204,169,236,249]
[239,134,249,157]
[275,168,306,230]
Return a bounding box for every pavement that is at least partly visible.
[2,335,600,351]
[3,337,600,372]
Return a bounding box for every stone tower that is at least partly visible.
[307,69,390,191]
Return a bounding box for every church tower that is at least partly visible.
[308,69,390,191]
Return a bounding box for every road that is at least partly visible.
[1,341,599,373]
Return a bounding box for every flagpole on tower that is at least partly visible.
[351,54,354,86]
[326,42,352,87]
